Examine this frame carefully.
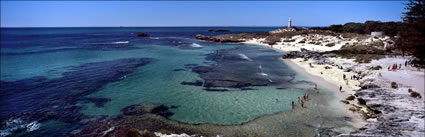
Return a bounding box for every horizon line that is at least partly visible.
[0,25,326,28]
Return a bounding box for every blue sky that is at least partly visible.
[1,1,406,27]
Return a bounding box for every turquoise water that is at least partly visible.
[77,44,310,125]
[1,27,352,136]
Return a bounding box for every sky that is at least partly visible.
[0,1,406,27]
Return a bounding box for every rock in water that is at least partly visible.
[208,29,230,32]
[195,34,244,43]
[137,32,149,37]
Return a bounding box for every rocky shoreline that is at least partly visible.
[196,29,425,136]
[195,34,244,43]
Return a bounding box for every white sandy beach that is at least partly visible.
[283,59,368,128]
[243,34,425,136]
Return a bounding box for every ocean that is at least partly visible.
[0,27,354,137]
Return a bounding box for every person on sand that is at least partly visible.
[343,74,346,80]
[388,65,391,71]
[339,86,342,92]
[399,64,402,69]
[405,61,408,67]
[298,97,300,103]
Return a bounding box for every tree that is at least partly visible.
[364,21,382,34]
[342,22,364,34]
[398,0,425,62]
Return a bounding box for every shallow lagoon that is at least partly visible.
[0,27,355,136]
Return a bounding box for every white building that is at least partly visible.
[288,17,292,28]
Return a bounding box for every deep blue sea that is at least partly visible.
[0,27,353,137]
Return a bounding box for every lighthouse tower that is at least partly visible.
[288,17,292,28]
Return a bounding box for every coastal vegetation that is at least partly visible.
[397,0,425,65]
[310,21,402,37]
[311,0,425,65]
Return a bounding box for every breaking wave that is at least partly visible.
[189,43,203,48]
[112,41,129,44]
[238,53,252,61]
[258,72,268,76]
[0,118,41,137]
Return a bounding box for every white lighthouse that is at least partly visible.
[288,17,292,28]
[269,17,296,33]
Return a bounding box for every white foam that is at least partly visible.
[112,41,129,44]
[150,37,160,39]
[258,72,268,76]
[25,121,41,132]
[189,43,203,48]
[0,118,41,137]
[154,132,196,137]
[102,127,115,136]
[238,53,252,61]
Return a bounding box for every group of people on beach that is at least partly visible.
[388,61,409,71]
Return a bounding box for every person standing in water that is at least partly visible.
[306,93,309,100]
[291,100,295,109]
[301,100,304,108]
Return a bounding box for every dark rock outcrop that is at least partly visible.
[137,32,149,37]
[346,95,356,101]
[208,29,230,32]
[357,98,367,105]
[195,34,244,43]
[181,80,203,86]
[121,102,174,118]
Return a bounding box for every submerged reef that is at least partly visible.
[0,58,153,135]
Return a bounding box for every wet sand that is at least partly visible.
[283,59,367,129]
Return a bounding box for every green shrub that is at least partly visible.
[408,89,422,98]
[391,82,398,89]
[369,65,382,70]
[325,43,335,47]
[283,39,295,42]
